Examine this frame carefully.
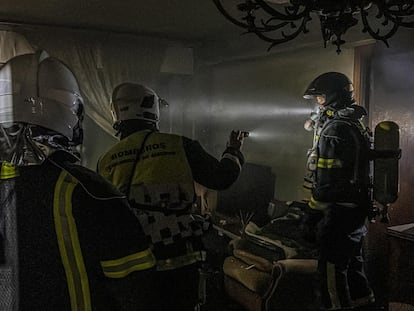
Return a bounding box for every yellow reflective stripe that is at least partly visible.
[327,262,341,309]
[156,250,206,271]
[101,249,156,278]
[309,196,329,210]
[317,158,343,169]
[54,171,91,311]
[0,162,19,179]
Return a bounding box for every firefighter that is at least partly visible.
[302,72,375,310]
[0,53,155,311]
[97,83,245,311]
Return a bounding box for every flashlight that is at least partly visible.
[241,131,250,138]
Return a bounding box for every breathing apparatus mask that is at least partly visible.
[0,52,84,166]
[303,111,319,132]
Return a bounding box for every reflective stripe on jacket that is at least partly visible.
[0,152,155,311]
[97,130,195,212]
[311,118,371,205]
[97,130,245,270]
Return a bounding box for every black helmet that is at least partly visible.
[303,72,355,110]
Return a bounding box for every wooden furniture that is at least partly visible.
[223,252,320,311]
[386,223,414,307]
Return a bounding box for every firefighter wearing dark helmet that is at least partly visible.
[0,53,155,310]
[97,83,245,311]
[302,72,375,310]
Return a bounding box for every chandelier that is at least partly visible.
[212,0,414,53]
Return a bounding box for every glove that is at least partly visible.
[226,130,245,151]
[304,112,319,131]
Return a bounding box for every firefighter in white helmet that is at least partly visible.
[97,82,245,311]
[0,53,155,311]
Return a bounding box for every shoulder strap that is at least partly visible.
[125,130,154,200]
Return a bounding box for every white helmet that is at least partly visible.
[111,83,160,130]
[0,52,84,144]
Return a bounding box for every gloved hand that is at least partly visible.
[226,130,246,150]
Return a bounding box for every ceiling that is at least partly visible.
[2,1,411,58]
[0,0,246,42]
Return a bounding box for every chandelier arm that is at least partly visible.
[244,13,290,32]
[394,21,414,27]
[384,0,414,11]
[260,19,291,31]
[360,9,400,46]
[382,5,414,27]
[212,0,251,29]
[248,18,308,47]
[254,0,308,20]
[379,1,414,21]
[386,9,414,17]
[385,12,414,27]
[212,0,411,53]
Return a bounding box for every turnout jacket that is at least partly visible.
[97,130,244,270]
[309,106,371,209]
[0,151,155,311]
[306,106,374,311]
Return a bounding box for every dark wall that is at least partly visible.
[369,30,414,225]
[365,29,414,307]
[194,47,355,201]
[216,162,275,223]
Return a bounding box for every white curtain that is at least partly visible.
[0,30,35,66]
[18,29,169,135]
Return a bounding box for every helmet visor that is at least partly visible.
[0,88,82,140]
